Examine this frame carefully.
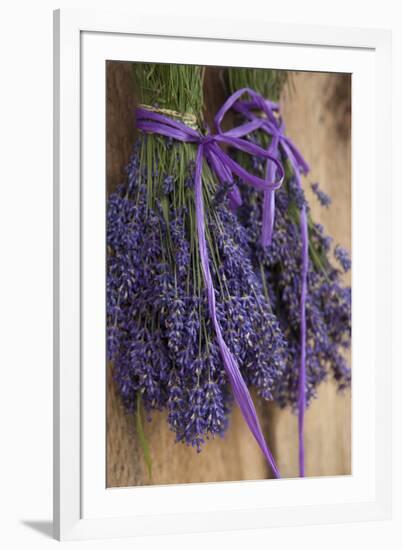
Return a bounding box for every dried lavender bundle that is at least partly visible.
[107,64,287,452]
[226,67,351,409]
[227,67,288,104]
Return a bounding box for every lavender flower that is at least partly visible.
[210,205,287,400]
[288,177,308,211]
[163,175,174,195]
[236,165,351,408]
[334,245,351,272]
[107,324,120,361]
[311,182,332,207]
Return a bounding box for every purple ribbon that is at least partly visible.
[233,98,310,477]
[136,88,285,479]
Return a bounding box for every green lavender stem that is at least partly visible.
[136,393,153,481]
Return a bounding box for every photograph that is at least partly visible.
[0,2,396,547]
[106,62,352,487]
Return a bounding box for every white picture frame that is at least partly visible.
[53,8,392,541]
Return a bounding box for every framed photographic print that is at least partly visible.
[53,8,392,541]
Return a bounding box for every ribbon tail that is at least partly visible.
[282,139,310,176]
[295,168,308,478]
[194,145,280,479]
[228,185,243,210]
[261,137,280,247]
[213,327,280,479]
[261,190,275,247]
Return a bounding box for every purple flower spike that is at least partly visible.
[311,182,332,207]
[334,245,351,272]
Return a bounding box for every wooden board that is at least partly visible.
[106,63,351,486]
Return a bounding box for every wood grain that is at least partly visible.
[106,64,351,487]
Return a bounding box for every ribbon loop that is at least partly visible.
[231,96,310,246]
[231,92,310,479]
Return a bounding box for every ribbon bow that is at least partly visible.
[232,98,310,247]
[136,88,286,479]
[232,97,310,477]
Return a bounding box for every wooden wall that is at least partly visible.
[106,62,351,486]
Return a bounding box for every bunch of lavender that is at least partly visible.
[226,67,351,409]
[107,64,287,452]
[237,180,351,408]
